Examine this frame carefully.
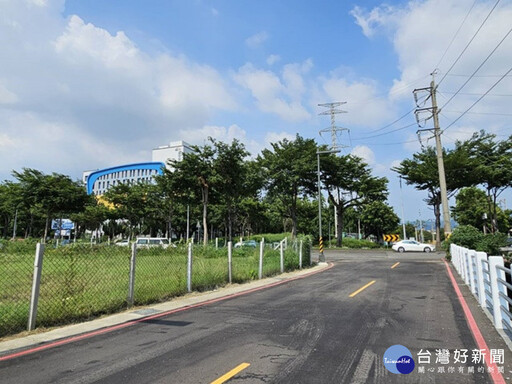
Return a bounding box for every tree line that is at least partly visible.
[394,130,512,247]
[0,135,398,245]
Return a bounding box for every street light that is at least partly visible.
[317,149,340,263]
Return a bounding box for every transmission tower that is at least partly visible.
[318,102,349,151]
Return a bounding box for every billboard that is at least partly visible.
[51,219,75,230]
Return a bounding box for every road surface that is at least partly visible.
[1,250,511,383]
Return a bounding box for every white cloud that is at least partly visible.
[351,145,375,165]
[55,15,140,70]
[350,5,398,38]
[266,54,281,66]
[0,83,18,104]
[349,0,512,158]
[265,131,295,145]
[351,0,512,133]
[0,2,237,180]
[234,63,311,121]
[390,159,402,170]
[0,133,16,148]
[245,31,269,48]
[180,124,246,145]
[180,124,265,157]
[315,75,394,128]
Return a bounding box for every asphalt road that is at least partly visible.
[1,250,511,383]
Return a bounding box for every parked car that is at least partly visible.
[135,237,175,249]
[392,240,435,253]
[234,240,258,248]
[115,239,130,247]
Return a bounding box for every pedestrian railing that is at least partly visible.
[450,244,512,338]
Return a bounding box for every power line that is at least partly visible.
[364,108,416,134]
[443,73,512,78]
[443,65,512,131]
[441,92,512,97]
[349,75,430,106]
[438,0,502,86]
[443,110,512,117]
[366,139,418,146]
[435,0,478,70]
[440,26,512,110]
[350,122,417,141]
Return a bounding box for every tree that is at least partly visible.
[392,145,472,248]
[359,201,400,240]
[321,153,388,246]
[103,182,149,239]
[211,139,252,242]
[453,187,509,233]
[0,182,23,238]
[12,168,89,242]
[258,135,317,238]
[165,143,216,245]
[459,131,512,233]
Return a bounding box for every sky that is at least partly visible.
[0,0,511,223]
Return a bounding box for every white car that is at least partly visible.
[392,240,435,253]
[135,237,175,249]
[115,239,130,247]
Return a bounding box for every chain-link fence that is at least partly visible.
[36,244,130,329]
[0,241,37,336]
[134,246,188,305]
[0,236,312,338]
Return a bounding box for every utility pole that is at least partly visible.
[399,176,407,240]
[413,73,452,236]
[419,209,424,243]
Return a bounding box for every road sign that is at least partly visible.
[383,234,400,242]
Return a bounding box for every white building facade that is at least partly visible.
[83,141,193,195]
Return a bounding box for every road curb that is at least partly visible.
[0,263,333,360]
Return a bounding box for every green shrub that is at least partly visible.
[0,238,39,255]
[445,225,483,251]
[445,225,508,256]
[476,233,508,256]
[329,237,380,249]
[248,233,290,243]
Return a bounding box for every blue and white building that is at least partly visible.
[83,141,192,195]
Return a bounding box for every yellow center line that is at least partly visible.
[210,363,251,384]
[349,280,376,298]
[391,262,400,269]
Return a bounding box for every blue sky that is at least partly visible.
[0,0,511,222]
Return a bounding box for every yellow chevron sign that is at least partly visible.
[383,234,400,242]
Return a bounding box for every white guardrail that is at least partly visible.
[451,243,512,337]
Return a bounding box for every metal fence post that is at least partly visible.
[309,239,313,266]
[228,241,232,283]
[216,237,218,249]
[187,243,193,293]
[467,249,476,295]
[259,239,264,279]
[473,251,486,307]
[28,243,45,331]
[299,240,303,269]
[127,243,136,306]
[280,241,284,273]
[488,256,505,329]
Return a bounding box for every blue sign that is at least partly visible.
[51,219,75,230]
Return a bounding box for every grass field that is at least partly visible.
[0,239,310,338]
